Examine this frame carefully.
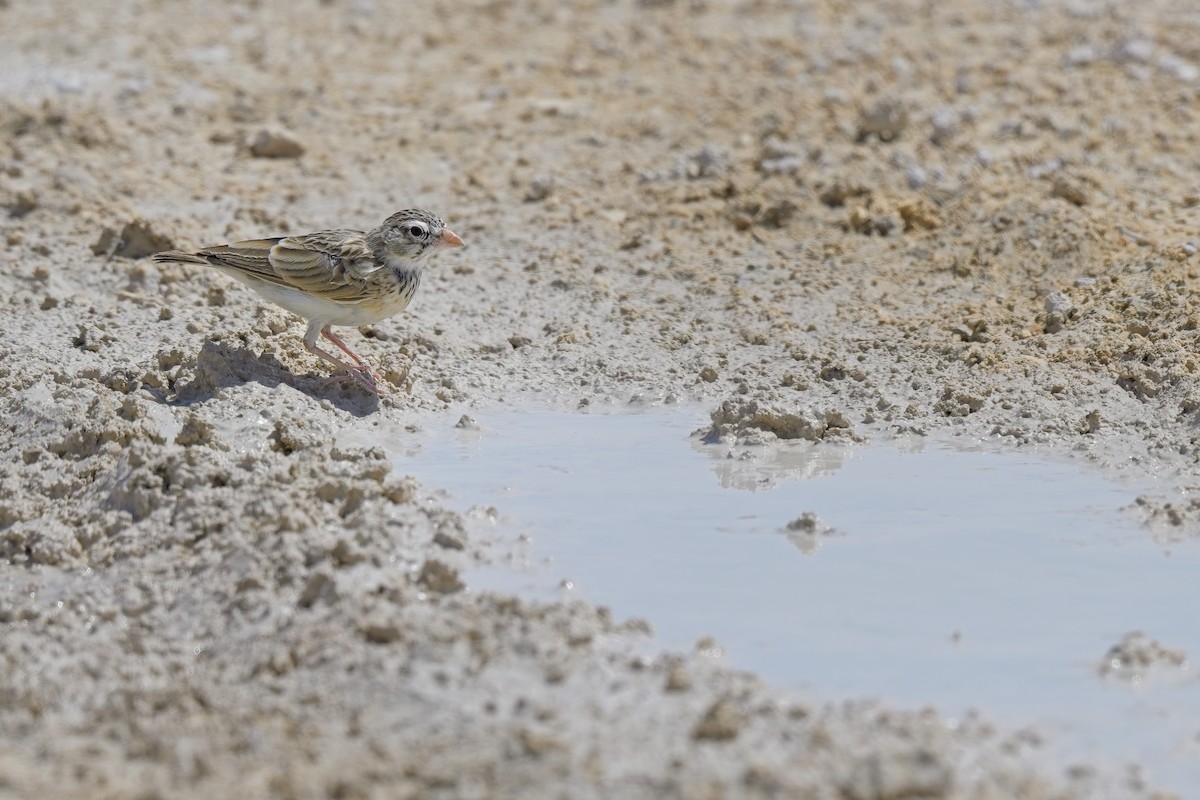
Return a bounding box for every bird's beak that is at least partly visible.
[440,228,465,248]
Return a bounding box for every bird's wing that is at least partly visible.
[191,230,378,303]
[189,238,285,282]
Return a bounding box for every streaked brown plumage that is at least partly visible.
[153,209,464,394]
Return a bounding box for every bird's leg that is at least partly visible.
[304,340,382,394]
[321,328,371,368]
[301,324,384,394]
[322,327,386,392]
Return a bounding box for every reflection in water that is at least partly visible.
[781,511,842,555]
[691,435,855,491]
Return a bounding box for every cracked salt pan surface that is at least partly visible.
[379,406,1200,795]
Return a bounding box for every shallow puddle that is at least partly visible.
[379,407,1200,793]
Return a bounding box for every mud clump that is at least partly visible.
[246,126,305,159]
[701,399,853,444]
[1099,631,1189,682]
[91,218,175,259]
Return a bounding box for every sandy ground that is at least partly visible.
[2,0,1199,797]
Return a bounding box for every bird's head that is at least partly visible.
[375,209,464,267]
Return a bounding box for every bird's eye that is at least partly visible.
[407,224,427,238]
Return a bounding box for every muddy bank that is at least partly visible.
[2,0,1198,797]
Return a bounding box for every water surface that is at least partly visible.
[378,407,1200,793]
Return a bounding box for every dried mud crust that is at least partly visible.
[3,0,1200,797]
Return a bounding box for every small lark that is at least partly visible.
[153,210,464,393]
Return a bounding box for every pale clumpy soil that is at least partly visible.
[2,0,1199,798]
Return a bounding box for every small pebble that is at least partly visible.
[525,174,555,202]
[248,127,305,159]
[1044,291,1072,314]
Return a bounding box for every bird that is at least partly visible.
[152,209,464,394]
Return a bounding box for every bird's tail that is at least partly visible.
[151,250,210,266]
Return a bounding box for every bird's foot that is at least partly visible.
[323,364,387,395]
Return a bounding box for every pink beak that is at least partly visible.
[440,228,465,248]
